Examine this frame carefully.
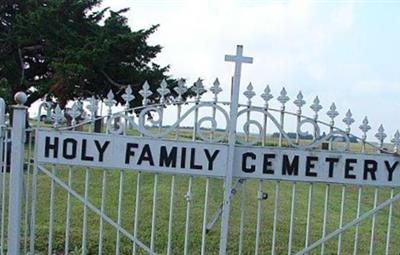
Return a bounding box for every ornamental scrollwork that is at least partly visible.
[34,78,399,155]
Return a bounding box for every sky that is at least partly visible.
[98,0,400,140]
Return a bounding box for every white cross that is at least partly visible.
[225,45,253,89]
[225,45,253,65]
[220,45,253,254]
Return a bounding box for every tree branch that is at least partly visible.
[101,70,140,89]
[26,91,43,107]
[101,70,127,89]
[18,48,25,87]
[22,45,43,51]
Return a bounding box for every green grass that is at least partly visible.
[14,167,398,255]
[4,124,399,254]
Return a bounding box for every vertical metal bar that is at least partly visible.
[245,104,250,144]
[116,170,124,255]
[262,100,269,146]
[166,175,175,255]
[0,131,9,255]
[183,177,193,255]
[175,103,182,140]
[321,184,330,255]
[0,97,4,126]
[116,98,128,254]
[98,170,107,255]
[296,107,301,145]
[200,178,209,255]
[384,188,394,255]
[65,166,73,254]
[81,168,90,255]
[238,181,245,255]
[29,129,38,255]
[0,98,4,255]
[7,96,27,254]
[132,172,141,255]
[337,185,346,255]
[47,165,56,255]
[353,186,362,255]
[305,183,313,249]
[166,101,183,255]
[220,46,253,255]
[150,174,158,252]
[254,180,263,255]
[368,188,378,255]
[23,132,33,254]
[200,98,216,255]
[271,181,280,255]
[183,89,200,255]
[238,101,252,255]
[279,108,285,147]
[288,182,296,255]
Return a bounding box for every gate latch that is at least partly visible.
[257,191,268,200]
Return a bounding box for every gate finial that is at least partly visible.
[343,109,354,133]
[261,85,273,108]
[210,78,222,102]
[392,130,400,152]
[278,87,290,108]
[294,91,306,114]
[14,92,27,106]
[174,79,187,103]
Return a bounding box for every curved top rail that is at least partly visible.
[34,79,400,155]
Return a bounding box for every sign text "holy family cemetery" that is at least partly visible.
[36,130,400,187]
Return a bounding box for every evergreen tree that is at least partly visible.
[0,0,175,108]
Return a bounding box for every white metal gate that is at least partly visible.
[2,45,400,254]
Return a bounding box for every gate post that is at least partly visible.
[219,46,253,254]
[7,92,27,254]
[0,97,5,167]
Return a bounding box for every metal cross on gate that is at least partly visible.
[224,46,253,86]
[219,45,253,254]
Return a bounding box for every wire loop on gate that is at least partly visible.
[257,191,268,200]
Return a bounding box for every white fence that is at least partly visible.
[0,45,399,254]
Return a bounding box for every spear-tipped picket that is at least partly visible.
[86,96,98,120]
[375,124,387,149]
[157,79,170,105]
[261,85,273,108]
[104,90,116,116]
[122,85,135,109]
[359,117,371,140]
[342,109,354,133]
[68,101,80,126]
[293,91,306,114]
[210,78,222,102]
[139,81,153,106]
[277,87,290,110]
[243,82,255,105]
[53,104,63,128]
[174,79,187,103]
[327,103,339,125]
[358,116,370,152]
[192,78,205,101]
[310,96,322,120]
[391,130,400,153]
